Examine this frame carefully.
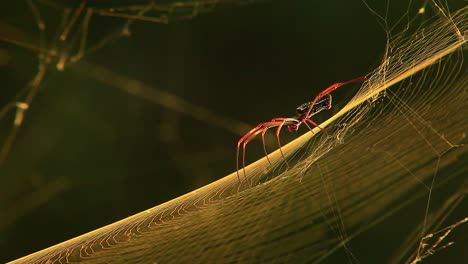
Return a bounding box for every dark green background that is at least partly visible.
[1,0,464,263]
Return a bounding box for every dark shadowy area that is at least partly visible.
[1,0,464,263]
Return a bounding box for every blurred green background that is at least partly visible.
[3,0,461,262]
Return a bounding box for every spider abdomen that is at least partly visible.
[295,96,331,116]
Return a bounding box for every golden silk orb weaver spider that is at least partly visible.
[236,76,367,183]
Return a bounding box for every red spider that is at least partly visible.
[236,76,367,182]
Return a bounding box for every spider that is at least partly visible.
[236,76,367,183]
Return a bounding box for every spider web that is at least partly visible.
[2,0,467,263]
[232,2,467,262]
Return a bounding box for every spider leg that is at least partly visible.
[316,76,367,99]
[236,120,292,183]
[237,124,264,182]
[304,118,329,136]
[325,94,332,110]
[241,128,268,180]
[260,118,299,171]
[275,121,290,168]
[303,76,367,118]
[261,129,272,166]
[271,118,300,168]
[236,120,288,182]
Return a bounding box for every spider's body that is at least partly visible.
[287,95,332,132]
[236,76,367,183]
[295,95,331,116]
